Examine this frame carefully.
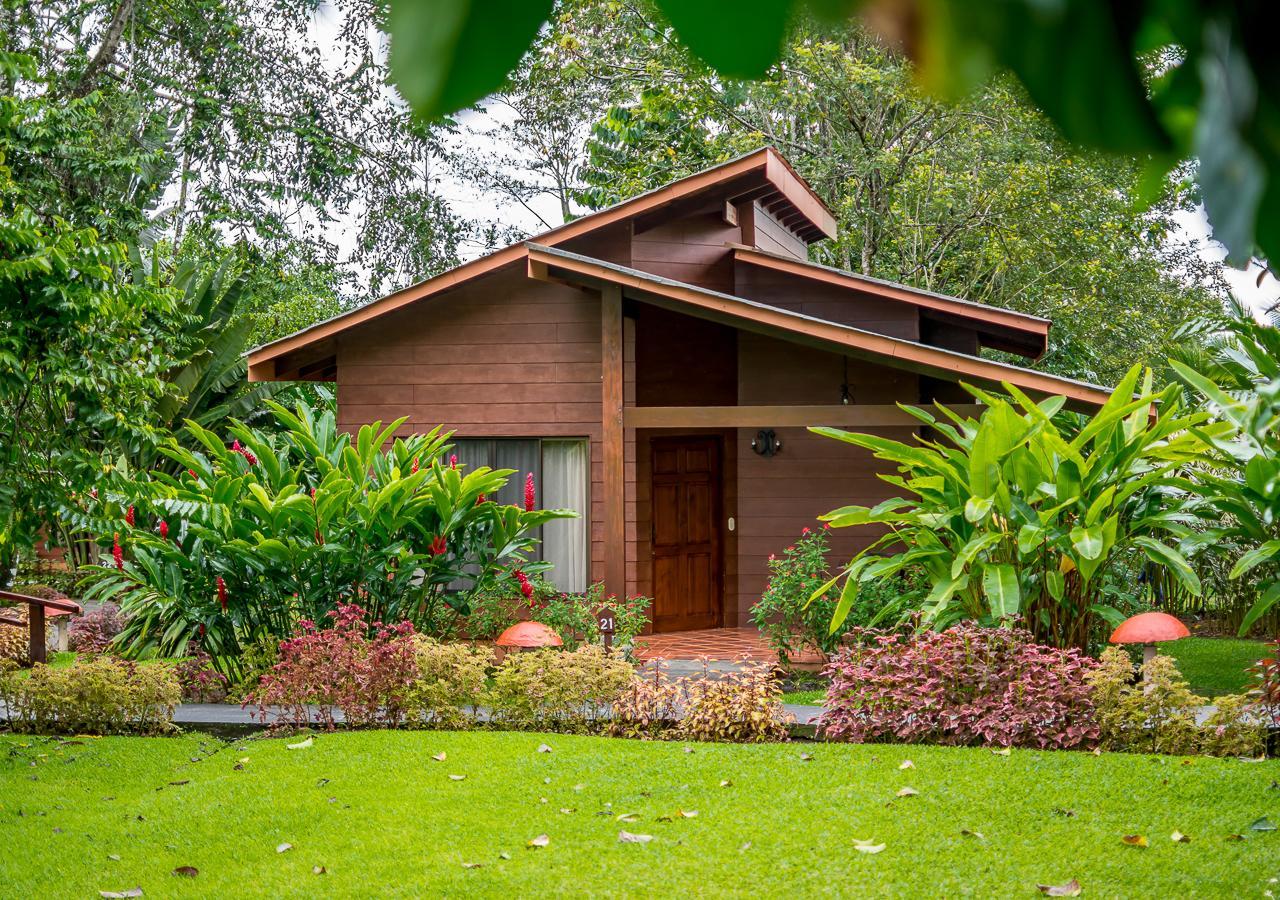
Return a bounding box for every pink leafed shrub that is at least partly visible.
[69,602,126,653]
[819,625,1100,750]
[250,604,418,729]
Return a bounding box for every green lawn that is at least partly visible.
[2,732,1276,897]
[1166,637,1272,698]
[781,688,825,705]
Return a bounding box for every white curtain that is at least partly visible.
[541,439,588,592]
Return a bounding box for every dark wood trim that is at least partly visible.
[624,404,985,428]
[601,283,626,600]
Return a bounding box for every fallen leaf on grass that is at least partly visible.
[991,748,1011,757]
[559,808,576,815]
[852,839,885,854]
[499,851,512,860]
[1170,831,1191,843]
[617,813,639,823]
[312,866,326,875]
[527,834,550,848]
[99,889,142,898]
[172,866,198,878]
[739,842,752,852]
[1036,880,1082,897]
[462,862,483,869]
[960,829,985,840]
[1121,834,1148,847]
[619,830,653,843]
[898,760,914,770]
[683,746,695,753]
[1051,807,1076,818]
[896,787,918,798]
[1251,817,1277,832]
[537,743,553,754]
[315,778,329,787]
[799,752,814,761]
[573,783,585,791]
[287,737,313,751]
[107,855,121,862]
[448,774,466,782]
[431,752,446,762]
[276,843,293,854]
[719,780,733,788]
[1225,834,1245,842]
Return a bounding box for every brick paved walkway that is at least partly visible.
[631,627,776,663]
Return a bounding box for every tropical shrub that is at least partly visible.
[1170,307,1280,636]
[813,366,1212,649]
[488,645,634,731]
[78,399,570,675]
[408,636,490,728]
[469,578,649,650]
[0,655,180,735]
[68,602,126,653]
[250,604,418,729]
[819,625,1099,749]
[750,526,923,663]
[1087,646,1265,757]
[609,661,791,743]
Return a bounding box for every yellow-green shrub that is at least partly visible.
[409,636,490,728]
[488,645,633,731]
[1088,647,1263,757]
[0,655,180,735]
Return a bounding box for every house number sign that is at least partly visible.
[597,609,616,651]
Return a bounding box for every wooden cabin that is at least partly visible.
[248,148,1109,633]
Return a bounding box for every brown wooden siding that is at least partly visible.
[734,260,920,341]
[732,332,919,627]
[631,211,741,292]
[741,200,808,260]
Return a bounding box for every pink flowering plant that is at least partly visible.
[750,526,922,664]
[79,399,572,677]
[819,623,1100,749]
[250,604,418,729]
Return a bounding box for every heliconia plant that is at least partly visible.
[78,399,572,676]
[811,365,1220,650]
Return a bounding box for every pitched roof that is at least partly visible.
[248,146,834,372]
[732,247,1050,359]
[526,244,1112,409]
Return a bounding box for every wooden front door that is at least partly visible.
[651,436,723,632]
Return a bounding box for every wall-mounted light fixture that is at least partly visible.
[751,428,781,457]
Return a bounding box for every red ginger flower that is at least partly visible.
[801,526,810,535]
[216,576,227,611]
[476,493,485,505]
[158,519,169,540]
[188,468,197,478]
[514,569,534,600]
[125,506,135,527]
[411,456,420,474]
[231,439,257,465]
[112,533,124,570]
[430,535,447,556]
[524,473,536,511]
[450,454,458,469]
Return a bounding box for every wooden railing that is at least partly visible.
[0,590,82,665]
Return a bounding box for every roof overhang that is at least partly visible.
[248,147,836,380]
[526,244,1111,410]
[733,247,1050,360]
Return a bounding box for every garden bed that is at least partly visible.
[2,731,1277,896]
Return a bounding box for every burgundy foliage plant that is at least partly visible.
[250,604,418,729]
[819,624,1100,749]
[68,602,126,653]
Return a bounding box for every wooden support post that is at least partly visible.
[28,602,46,665]
[601,283,626,601]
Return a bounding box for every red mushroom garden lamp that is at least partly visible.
[1109,611,1190,666]
[496,621,563,650]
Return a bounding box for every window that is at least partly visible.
[450,438,589,592]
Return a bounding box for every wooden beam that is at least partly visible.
[601,283,626,601]
[28,602,45,665]
[624,404,985,429]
